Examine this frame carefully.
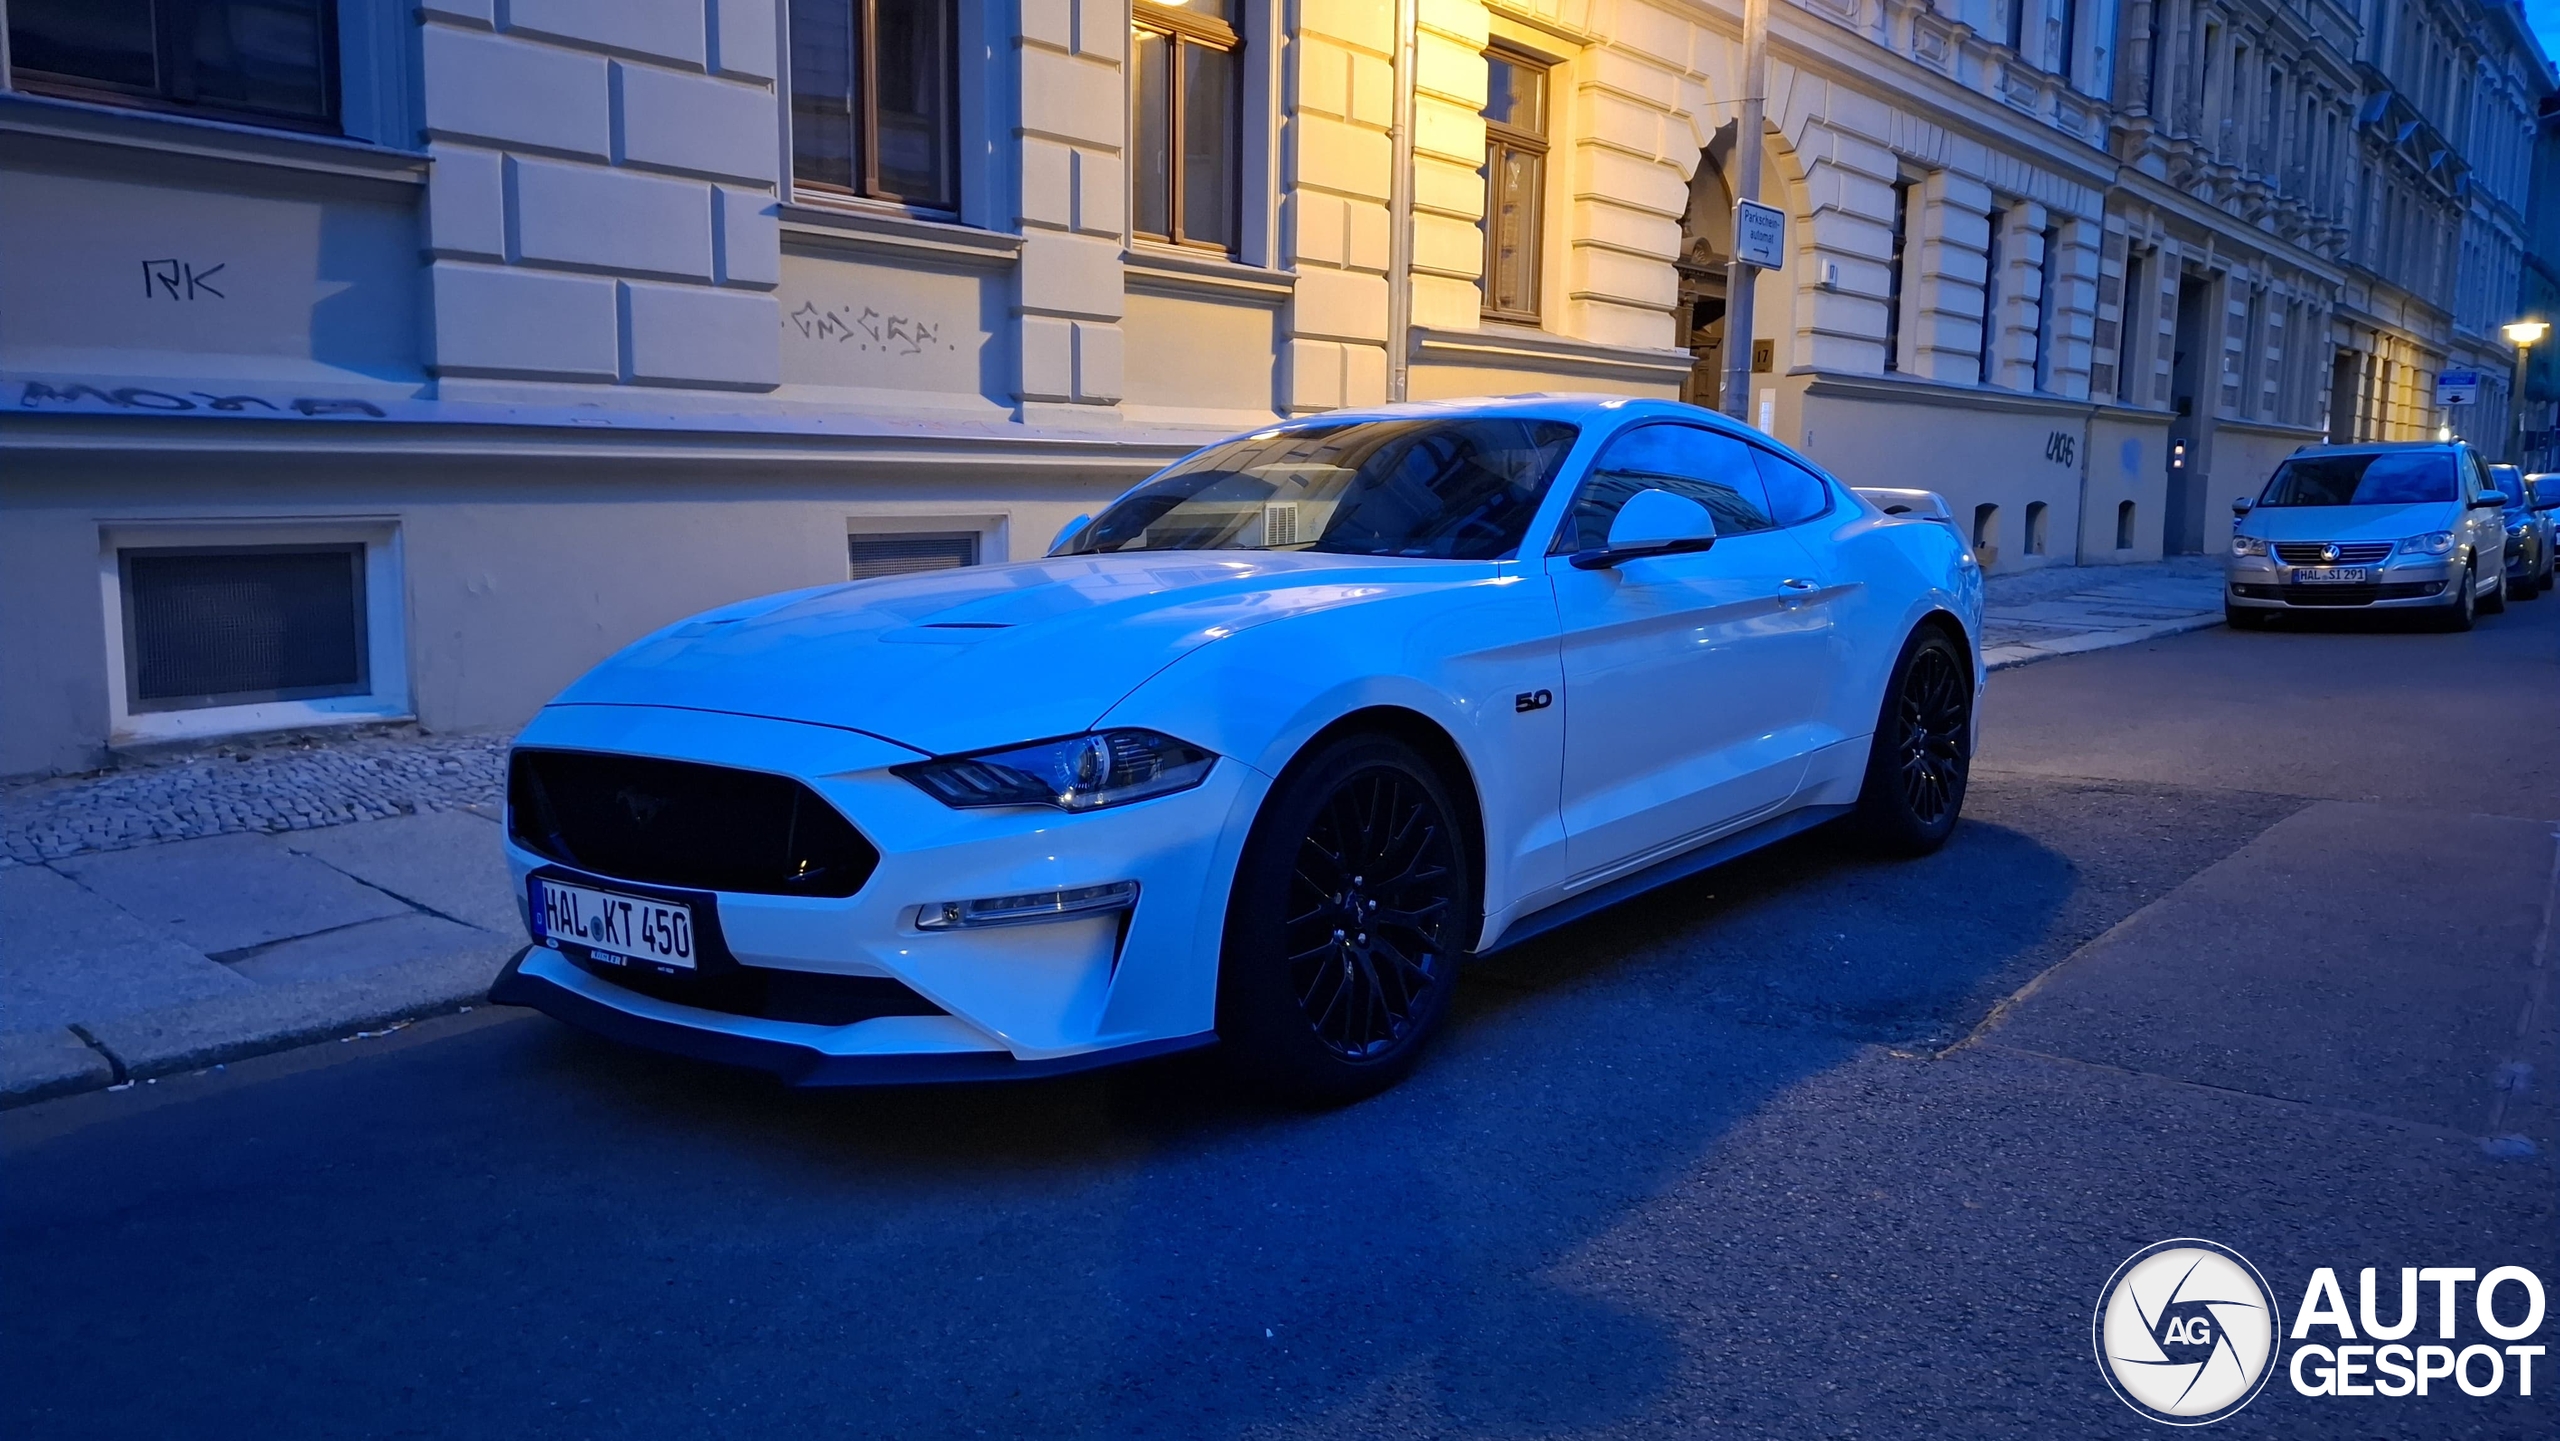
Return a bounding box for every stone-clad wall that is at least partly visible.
[416,0,784,391]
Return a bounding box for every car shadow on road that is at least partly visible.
[396,811,2089,1437]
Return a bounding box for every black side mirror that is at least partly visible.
[2472,492,2510,509]
[2231,496,2254,516]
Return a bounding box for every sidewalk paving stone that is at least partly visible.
[52,833,413,957]
[226,913,507,987]
[75,940,518,1081]
[0,864,246,1036]
[0,1028,116,1104]
[285,810,521,935]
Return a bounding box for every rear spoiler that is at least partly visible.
[1853,487,1958,529]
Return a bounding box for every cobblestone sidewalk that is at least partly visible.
[0,728,509,867]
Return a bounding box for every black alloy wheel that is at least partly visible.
[1218,733,1475,1103]
[1284,768,1458,1060]
[1848,627,1973,855]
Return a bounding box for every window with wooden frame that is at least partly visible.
[789,0,959,211]
[5,0,339,133]
[1480,46,1549,322]
[1132,1,1242,252]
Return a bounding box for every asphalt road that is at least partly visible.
[7,597,2556,1440]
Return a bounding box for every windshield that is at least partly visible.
[1059,417,1581,560]
[2257,452,2456,507]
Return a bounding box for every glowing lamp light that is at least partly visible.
[2503,320,2549,346]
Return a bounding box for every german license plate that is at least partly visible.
[2292,566,2369,584]
[531,878,695,969]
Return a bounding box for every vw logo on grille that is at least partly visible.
[2318,543,2339,563]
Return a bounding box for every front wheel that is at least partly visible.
[1848,628,1973,856]
[1216,733,1476,1105]
[2225,601,2272,630]
[2480,567,2508,615]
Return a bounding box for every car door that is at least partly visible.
[1546,421,1833,885]
[2462,449,2505,582]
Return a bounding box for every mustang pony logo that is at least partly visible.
[614,787,668,827]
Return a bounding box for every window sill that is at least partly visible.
[111,696,415,750]
[1412,322,1694,382]
[1123,245,1292,299]
[0,90,426,185]
[778,201,1024,265]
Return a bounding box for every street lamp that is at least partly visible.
[2504,320,2548,467]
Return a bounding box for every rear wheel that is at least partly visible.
[1848,628,1972,856]
[1216,734,1475,1104]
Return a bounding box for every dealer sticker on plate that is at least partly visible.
[532,878,695,969]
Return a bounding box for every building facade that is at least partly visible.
[0,0,2548,775]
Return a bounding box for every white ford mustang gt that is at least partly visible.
[491,395,1983,1101]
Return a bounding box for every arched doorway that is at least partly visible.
[1677,135,1736,411]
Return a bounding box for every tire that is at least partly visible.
[2480,567,2507,615]
[2224,602,2271,630]
[1216,732,1477,1105]
[1848,627,1973,856]
[2434,561,2478,632]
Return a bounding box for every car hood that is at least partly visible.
[549,552,1500,755]
[2243,503,2462,544]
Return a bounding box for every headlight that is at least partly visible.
[2400,531,2456,556]
[2231,534,2267,557]
[894,729,1216,812]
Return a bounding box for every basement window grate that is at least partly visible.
[120,545,369,712]
[848,532,979,580]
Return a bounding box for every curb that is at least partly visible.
[0,942,515,1110]
[1983,613,2223,672]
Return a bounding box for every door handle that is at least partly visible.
[1778,578,1818,604]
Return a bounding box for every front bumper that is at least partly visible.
[489,946,1211,1085]
[2225,554,2460,609]
[491,705,1257,1081]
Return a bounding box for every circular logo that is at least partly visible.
[2093,1239,2281,1426]
[2319,543,2341,563]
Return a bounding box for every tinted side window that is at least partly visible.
[1561,424,1772,552]
[1749,447,1834,527]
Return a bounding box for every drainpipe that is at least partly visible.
[1387,0,1419,403]
[1719,0,1770,425]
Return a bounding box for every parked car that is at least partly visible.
[490,396,1984,1102]
[2493,464,2556,599]
[2226,441,2511,631]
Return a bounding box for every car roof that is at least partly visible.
[2285,440,2463,458]
[1266,392,1744,434]
[1250,393,1836,476]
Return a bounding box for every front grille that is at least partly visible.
[509,749,879,897]
[2273,541,2394,565]
[568,951,942,1027]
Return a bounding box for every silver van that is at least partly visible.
[2224,442,2513,631]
